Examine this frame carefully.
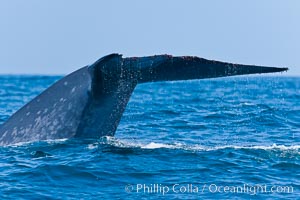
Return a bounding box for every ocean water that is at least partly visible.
[0,75,299,199]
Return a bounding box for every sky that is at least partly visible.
[0,0,299,75]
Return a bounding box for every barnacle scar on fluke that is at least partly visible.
[0,54,288,145]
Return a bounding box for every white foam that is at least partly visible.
[44,138,69,143]
[87,143,98,150]
[6,138,68,147]
[141,142,175,149]
[189,144,300,152]
[95,137,300,152]
[3,136,299,153]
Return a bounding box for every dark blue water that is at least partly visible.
[0,75,299,199]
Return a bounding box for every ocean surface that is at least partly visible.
[0,75,299,199]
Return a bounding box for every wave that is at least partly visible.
[2,138,69,147]
[89,136,300,152]
[3,136,299,154]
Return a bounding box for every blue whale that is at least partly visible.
[0,54,288,145]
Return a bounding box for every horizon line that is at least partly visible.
[0,73,299,77]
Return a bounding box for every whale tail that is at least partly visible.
[122,55,288,83]
[0,53,289,145]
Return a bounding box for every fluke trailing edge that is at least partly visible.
[0,54,288,145]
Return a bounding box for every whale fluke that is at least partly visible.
[126,55,288,83]
[0,54,288,145]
